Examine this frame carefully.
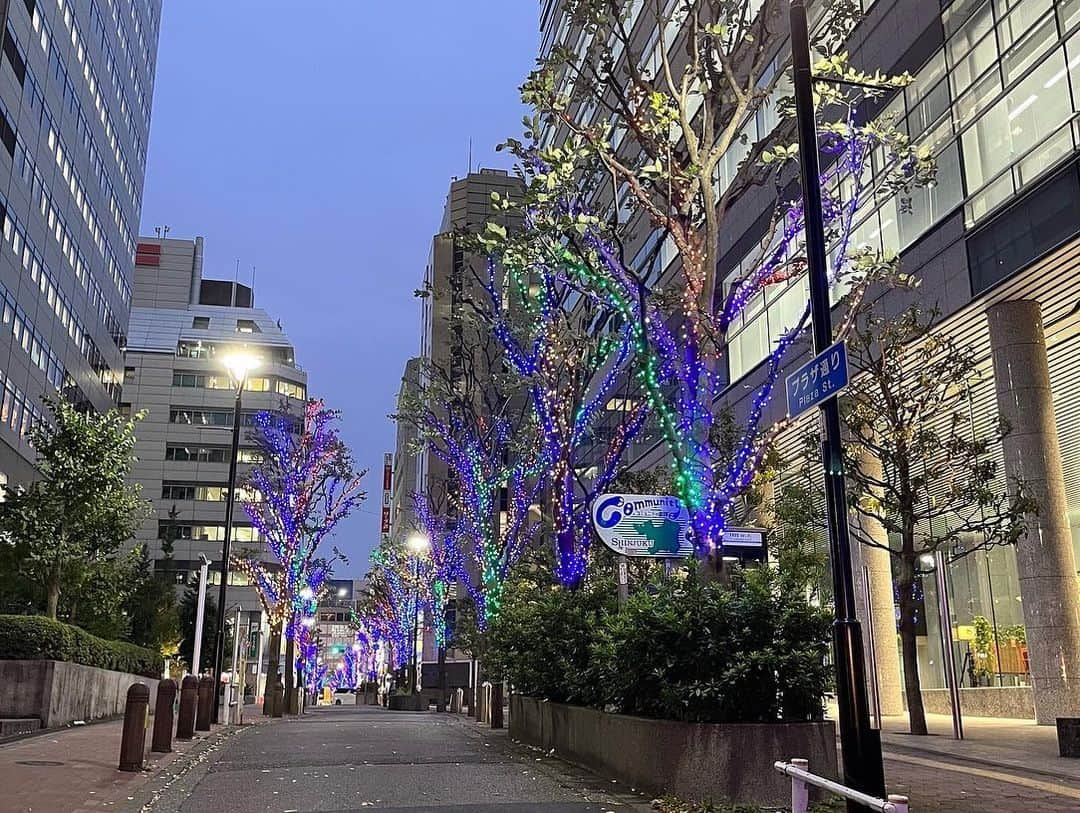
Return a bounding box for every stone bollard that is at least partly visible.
[196,676,214,731]
[118,683,150,771]
[152,679,177,753]
[176,675,199,739]
[449,688,461,713]
[490,682,504,729]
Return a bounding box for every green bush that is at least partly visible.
[0,614,163,678]
[487,568,832,724]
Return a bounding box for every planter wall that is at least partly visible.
[387,693,428,711]
[510,695,838,807]
[0,660,159,728]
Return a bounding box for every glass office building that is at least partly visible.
[540,0,1080,724]
[0,0,161,484]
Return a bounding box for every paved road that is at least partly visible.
[136,704,652,813]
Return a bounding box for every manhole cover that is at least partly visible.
[16,760,65,766]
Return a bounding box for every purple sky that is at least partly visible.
[139,1,537,574]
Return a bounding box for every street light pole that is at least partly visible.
[789,0,885,805]
[211,352,259,725]
[411,555,421,693]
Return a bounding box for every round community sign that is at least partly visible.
[590,493,693,558]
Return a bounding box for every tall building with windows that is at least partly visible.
[540,0,1080,724]
[0,0,162,485]
[124,235,309,615]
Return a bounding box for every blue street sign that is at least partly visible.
[785,340,849,418]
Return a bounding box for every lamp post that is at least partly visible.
[406,533,429,694]
[789,0,885,804]
[211,351,260,724]
[191,554,211,676]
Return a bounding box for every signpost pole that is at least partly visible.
[616,557,628,606]
[790,0,885,804]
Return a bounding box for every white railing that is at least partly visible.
[774,759,909,813]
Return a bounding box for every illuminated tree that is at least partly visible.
[472,258,648,587]
[231,399,365,712]
[480,0,933,564]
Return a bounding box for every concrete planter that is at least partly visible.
[387,693,427,711]
[510,695,837,806]
[0,660,159,729]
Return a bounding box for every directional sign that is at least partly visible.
[785,340,849,418]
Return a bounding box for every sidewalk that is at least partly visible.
[0,711,268,813]
[878,711,1080,783]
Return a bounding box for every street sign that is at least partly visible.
[719,527,768,561]
[785,340,849,418]
[591,493,693,558]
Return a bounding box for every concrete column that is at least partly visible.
[851,449,905,717]
[988,299,1080,724]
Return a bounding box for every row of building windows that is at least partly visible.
[0,194,120,399]
[25,1,140,235]
[88,0,152,131]
[722,0,1080,383]
[168,407,271,428]
[176,340,297,367]
[164,444,264,464]
[13,16,136,302]
[87,0,151,136]
[0,279,66,390]
[171,371,306,399]
[161,482,262,502]
[103,0,158,84]
[157,521,262,543]
[52,0,145,173]
[0,369,47,443]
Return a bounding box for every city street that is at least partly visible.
[135,705,653,813]
[117,703,1080,813]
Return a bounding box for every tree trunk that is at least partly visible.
[283,633,296,715]
[897,565,928,735]
[264,622,282,717]
[46,577,60,620]
[436,644,447,712]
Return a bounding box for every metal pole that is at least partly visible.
[228,605,242,724]
[254,611,266,706]
[863,565,882,729]
[411,556,421,694]
[935,550,964,740]
[789,1,885,803]
[212,382,244,723]
[192,556,210,675]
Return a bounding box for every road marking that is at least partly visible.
[884,751,1080,800]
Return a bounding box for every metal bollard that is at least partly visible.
[151,679,177,753]
[790,758,809,813]
[887,795,910,813]
[195,675,214,731]
[118,683,150,772]
[490,682,504,729]
[176,675,199,739]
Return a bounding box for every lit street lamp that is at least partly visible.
[406,533,429,694]
[211,350,260,724]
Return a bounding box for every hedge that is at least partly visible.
[484,567,833,724]
[0,615,163,678]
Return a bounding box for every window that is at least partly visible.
[172,372,203,388]
[961,49,1071,195]
[169,408,233,427]
[236,319,260,334]
[192,316,209,329]
[123,366,135,383]
[162,483,196,500]
[276,380,306,399]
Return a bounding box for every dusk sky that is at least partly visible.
[139,2,538,574]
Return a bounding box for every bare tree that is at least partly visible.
[843,294,1036,735]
